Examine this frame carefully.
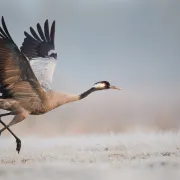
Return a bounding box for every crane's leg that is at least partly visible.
[0,113,28,153]
[0,112,12,134]
[0,112,13,135]
[0,118,21,153]
[0,113,28,134]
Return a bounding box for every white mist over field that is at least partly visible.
[0,132,180,180]
[0,0,180,180]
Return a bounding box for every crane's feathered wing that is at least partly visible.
[21,20,56,91]
[0,16,46,106]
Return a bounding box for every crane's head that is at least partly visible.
[93,81,122,91]
[79,81,122,100]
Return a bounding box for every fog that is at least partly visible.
[0,1,180,180]
[0,133,180,180]
[0,0,180,134]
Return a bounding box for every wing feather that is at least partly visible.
[0,16,46,108]
[0,27,9,39]
[37,23,46,42]
[21,19,57,91]
[50,21,55,44]
[30,27,41,41]
[44,20,50,42]
[1,16,13,40]
[24,31,35,41]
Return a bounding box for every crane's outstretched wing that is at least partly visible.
[20,19,56,91]
[0,16,46,107]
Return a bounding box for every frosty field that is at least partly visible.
[0,132,180,180]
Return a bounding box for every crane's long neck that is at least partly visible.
[79,87,96,100]
[50,87,96,109]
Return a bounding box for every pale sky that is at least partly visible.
[0,0,180,133]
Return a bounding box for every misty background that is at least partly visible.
[0,0,180,135]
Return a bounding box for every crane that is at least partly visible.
[0,16,121,153]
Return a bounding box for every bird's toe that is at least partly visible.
[16,138,21,154]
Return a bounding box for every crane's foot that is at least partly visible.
[16,138,21,154]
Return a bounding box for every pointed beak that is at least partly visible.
[110,85,122,90]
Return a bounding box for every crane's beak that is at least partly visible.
[110,85,122,90]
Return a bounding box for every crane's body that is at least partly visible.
[0,16,121,153]
[0,91,77,115]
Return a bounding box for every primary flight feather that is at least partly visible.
[21,19,56,91]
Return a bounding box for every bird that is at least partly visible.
[0,16,122,153]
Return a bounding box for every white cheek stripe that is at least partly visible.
[93,83,105,88]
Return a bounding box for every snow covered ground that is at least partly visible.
[0,132,180,180]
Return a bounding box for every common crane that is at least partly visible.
[0,17,121,153]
